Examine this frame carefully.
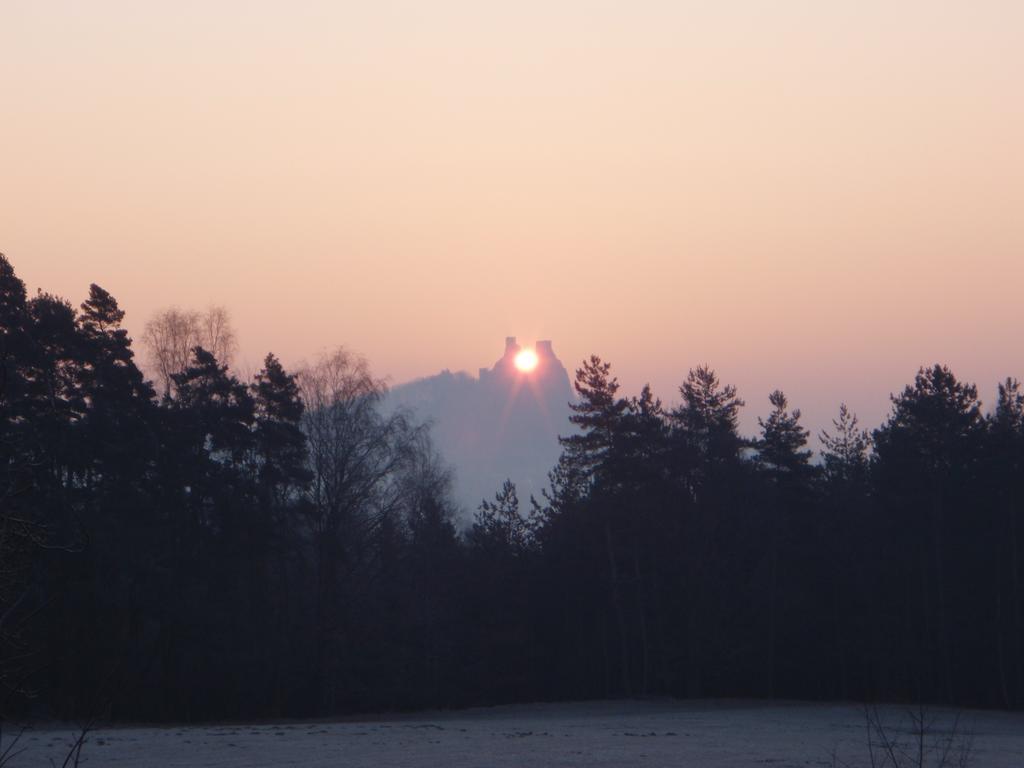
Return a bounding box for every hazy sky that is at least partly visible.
[4,1,1022,437]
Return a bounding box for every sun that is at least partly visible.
[514,348,539,373]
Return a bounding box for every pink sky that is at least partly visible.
[3,1,1022,436]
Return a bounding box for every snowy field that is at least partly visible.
[12,700,1024,767]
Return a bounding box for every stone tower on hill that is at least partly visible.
[386,338,575,519]
[479,337,570,388]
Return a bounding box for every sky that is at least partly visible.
[3,1,1022,438]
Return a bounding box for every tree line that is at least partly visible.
[1,253,1022,722]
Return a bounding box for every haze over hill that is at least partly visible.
[387,337,574,517]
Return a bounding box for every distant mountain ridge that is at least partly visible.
[386,337,575,519]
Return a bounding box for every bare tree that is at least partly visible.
[298,348,402,540]
[859,704,973,768]
[142,308,196,396]
[0,722,28,767]
[296,347,425,710]
[199,306,237,370]
[142,306,237,396]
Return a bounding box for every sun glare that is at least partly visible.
[514,348,539,373]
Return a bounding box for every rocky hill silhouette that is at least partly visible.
[387,337,574,519]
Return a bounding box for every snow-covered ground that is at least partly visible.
[12,700,1024,767]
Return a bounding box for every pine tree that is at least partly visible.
[757,390,812,477]
[988,378,1024,706]
[672,365,745,468]
[0,255,30,421]
[667,367,747,697]
[755,389,814,699]
[471,479,533,556]
[873,364,986,704]
[252,353,310,501]
[77,284,157,483]
[0,256,48,714]
[819,403,871,486]
[544,356,643,696]
[550,355,629,502]
[172,346,255,469]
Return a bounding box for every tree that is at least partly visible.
[471,480,534,556]
[246,353,311,711]
[672,365,745,469]
[667,367,747,696]
[0,255,30,420]
[987,378,1024,706]
[394,451,464,708]
[556,355,630,493]
[143,306,237,396]
[755,389,814,699]
[252,353,310,501]
[874,365,984,481]
[820,403,871,486]
[818,404,873,700]
[0,255,48,718]
[172,347,254,469]
[77,284,157,481]
[199,306,236,370]
[39,285,159,722]
[541,357,648,697]
[873,364,987,704]
[993,377,1024,433]
[757,390,812,477]
[297,347,424,710]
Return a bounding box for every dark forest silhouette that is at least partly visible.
[1,253,1023,722]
